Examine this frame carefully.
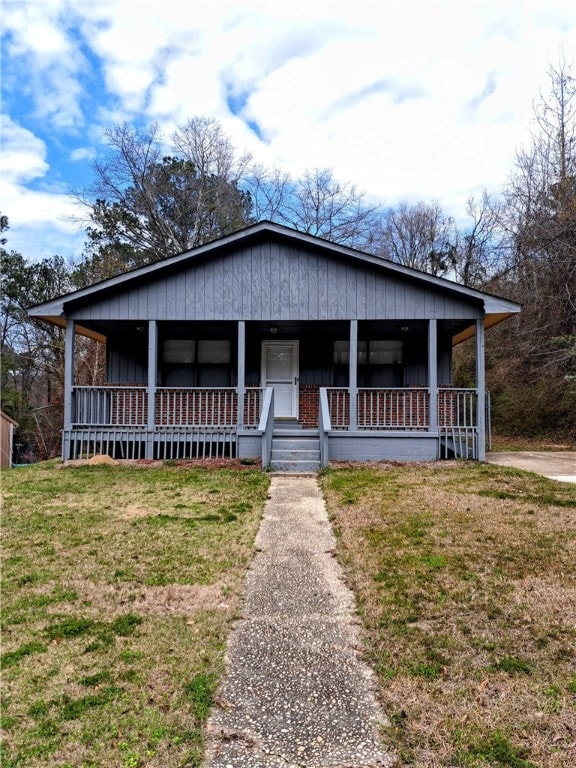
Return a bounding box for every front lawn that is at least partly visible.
[1,461,269,768]
[321,462,576,768]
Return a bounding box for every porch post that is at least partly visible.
[428,319,438,433]
[146,320,158,459]
[349,320,358,431]
[63,320,75,459]
[475,317,486,461]
[237,321,246,428]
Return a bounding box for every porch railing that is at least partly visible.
[72,385,265,430]
[259,387,275,467]
[325,386,484,435]
[438,387,478,429]
[326,388,349,430]
[438,387,479,459]
[72,385,486,439]
[244,387,265,429]
[357,387,429,430]
[72,386,147,427]
[326,387,430,431]
[318,387,331,467]
[156,388,237,428]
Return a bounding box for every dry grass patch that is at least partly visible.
[321,462,576,768]
[1,461,269,768]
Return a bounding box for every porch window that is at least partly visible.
[163,339,195,363]
[333,340,403,387]
[197,340,231,386]
[197,340,230,364]
[368,340,403,365]
[162,339,232,386]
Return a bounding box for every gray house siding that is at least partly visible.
[70,242,482,324]
[107,335,147,384]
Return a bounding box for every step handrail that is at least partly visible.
[258,387,275,467]
[319,387,331,467]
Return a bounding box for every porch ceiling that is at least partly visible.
[452,313,517,345]
[59,317,483,345]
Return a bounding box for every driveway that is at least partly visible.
[485,451,576,483]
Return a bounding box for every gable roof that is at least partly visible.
[28,221,520,342]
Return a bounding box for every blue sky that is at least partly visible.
[1,0,574,262]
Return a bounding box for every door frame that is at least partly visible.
[261,340,299,419]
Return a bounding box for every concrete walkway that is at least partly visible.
[204,475,393,768]
[485,451,576,483]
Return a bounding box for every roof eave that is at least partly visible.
[452,312,519,346]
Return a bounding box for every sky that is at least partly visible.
[1,0,575,263]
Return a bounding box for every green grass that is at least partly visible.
[321,462,576,768]
[1,461,269,768]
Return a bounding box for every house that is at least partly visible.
[28,221,521,470]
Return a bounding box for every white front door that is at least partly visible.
[261,341,299,419]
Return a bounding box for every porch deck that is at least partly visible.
[64,385,487,463]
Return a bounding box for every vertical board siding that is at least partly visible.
[318,256,328,320]
[71,242,483,323]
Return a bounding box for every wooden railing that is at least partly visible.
[73,386,147,427]
[72,385,267,430]
[156,388,237,427]
[325,386,482,434]
[258,388,275,467]
[244,387,265,429]
[438,388,479,459]
[318,388,331,467]
[326,387,430,431]
[72,385,484,438]
[326,388,349,430]
[357,387,429,430]
[438,388,478,428]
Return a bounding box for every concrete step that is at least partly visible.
[271,448,321,462]
[269,432,322,472]
[269,459,321,472]
[271,438,320,451]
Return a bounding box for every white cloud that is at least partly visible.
[0,116,83,259]
[69,147,97,162]
[0,0,574,259]
[2,0,88,129]
[0,116,49,183]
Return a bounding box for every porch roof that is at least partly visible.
[28,221,521,344]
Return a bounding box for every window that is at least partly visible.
[333,340,403,387]
[197,340,230,364]
[333,340,402,365]
[368,340,403,365]
[162,339,232,386]
[163,339,195,364]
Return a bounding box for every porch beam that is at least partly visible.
[146,320,158,459]
[237,321,246,428]
[349,320,358,430]
[63,319,75,433]
[428,319,438,432]
[475,317,486,460]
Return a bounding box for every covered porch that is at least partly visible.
[63,316,489,465]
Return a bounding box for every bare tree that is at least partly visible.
[374,200,457,277]
[455,192,507,287]
[75,121,253,282]
[245,166,382,251]
[0,222,76,458]
[488,60,576,439]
